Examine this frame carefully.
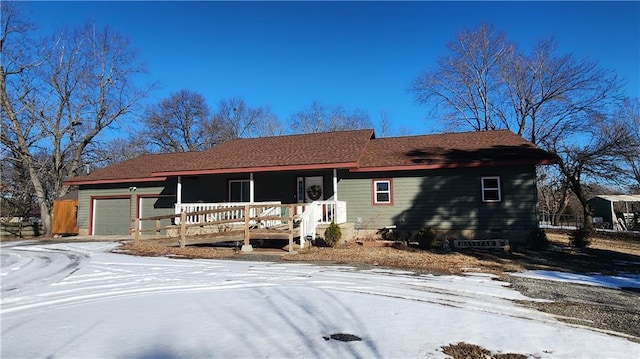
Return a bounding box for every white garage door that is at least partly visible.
[93,198,130,235]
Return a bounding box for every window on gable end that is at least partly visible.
[481,176,501,202]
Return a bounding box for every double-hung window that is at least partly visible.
[373,179,393,205]
[481,176,501,202]
[229,180,250,202]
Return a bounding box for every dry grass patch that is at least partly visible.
[116,242,237,259]
[547,231,640,256]
[283,244,523,275]
[114,230,639,277]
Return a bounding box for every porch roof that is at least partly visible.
[352,130,557,172]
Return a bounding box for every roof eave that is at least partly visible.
[64,177,168,186]
[350,158,557,173]
[153,162,360,177]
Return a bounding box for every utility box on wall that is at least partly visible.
[53,191,79,236]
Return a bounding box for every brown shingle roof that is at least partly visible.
[65,152,198,185]
[153,129,374,176]
[65,129,555,185]
[355,129,556,171]
[65,129,374,184]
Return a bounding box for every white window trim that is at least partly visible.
[373,179,392,205]
[481,176,501,202]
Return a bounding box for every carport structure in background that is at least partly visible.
[588,195,640,231]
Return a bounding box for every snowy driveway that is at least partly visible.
[1,241,638,358]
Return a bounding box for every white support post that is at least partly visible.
[249,173,255,203]
[333,169,338,201]
[175,176,183,218]
[177,176,182,206]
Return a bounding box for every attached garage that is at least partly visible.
[92,197,131,235]
[138,196,175,235]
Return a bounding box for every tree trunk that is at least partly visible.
[28,164,53,238]
[38,200,52,238]
[551,189,570,226]
[573,188,594,229]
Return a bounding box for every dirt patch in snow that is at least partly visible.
[115,242,237,259]
[442,342,528,359]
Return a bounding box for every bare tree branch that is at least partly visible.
[288,101,372,134]
[1,2,151,235]
[411,23,512,132]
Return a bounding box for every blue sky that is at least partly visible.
[24,1,640,136]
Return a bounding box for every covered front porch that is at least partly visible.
[173,200,347,248]
[136,169,349,249]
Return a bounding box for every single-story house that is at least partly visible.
[64,129,556,244]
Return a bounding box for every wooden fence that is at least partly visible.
[132,203,299,252]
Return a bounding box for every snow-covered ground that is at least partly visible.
[1,241,638,358]
[513,270,640,290]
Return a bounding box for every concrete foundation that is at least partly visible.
[315,222,355,244]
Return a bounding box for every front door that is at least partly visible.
[297,176,323,203]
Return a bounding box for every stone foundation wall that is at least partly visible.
[351,227,532,246]
[315,223,356,245]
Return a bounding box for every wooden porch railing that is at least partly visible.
[133,203,298,251]
[298,200,347,243]
[135,200,347,250]
[175,201,282,226]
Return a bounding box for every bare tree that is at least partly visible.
[411,23,513,132]
[614,98,640,188]
[412,25,621,146]
[500,39,621,145]
[412,22,626,230]
[0,156,39,221]
[536,167,573,225]
[143,89,210,152]
[87,135,149,167]
[376,110,392,137]
[288,101,372,134]
[546,115,632,228]
[0,2,150,236]
[205,97,282,145]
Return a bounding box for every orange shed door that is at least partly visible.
[53,200,79,235]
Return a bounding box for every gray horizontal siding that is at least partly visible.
[339,166,537,232]
[78,181,173,233]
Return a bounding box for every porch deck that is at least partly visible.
[137,227,300,247]
[132,201,346,251]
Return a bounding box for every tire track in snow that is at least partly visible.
[2,242,553,327]
[1,246,88,293]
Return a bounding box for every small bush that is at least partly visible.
[323,220,342,248]
[569,227,594,248]
[414,226,437,249]
[527,228,549,251]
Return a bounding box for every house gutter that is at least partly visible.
[153,162,359,177]
[64,177,168,186]
[349,158,557,173]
